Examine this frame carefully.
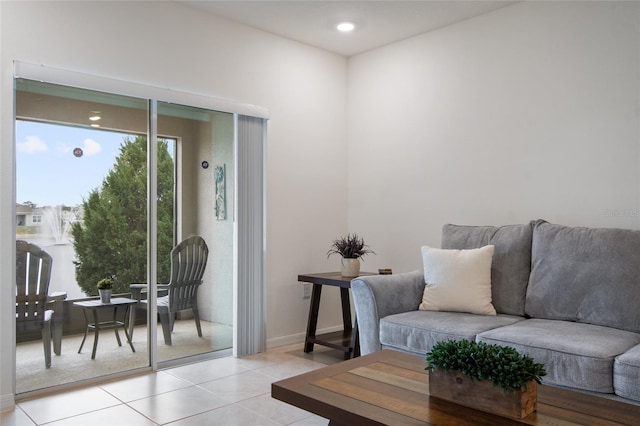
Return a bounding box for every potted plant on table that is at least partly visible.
[327,233,375,277]
[425,339,546,419]
[97,278,114,304]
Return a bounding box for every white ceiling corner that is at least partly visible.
[179,1,516,57]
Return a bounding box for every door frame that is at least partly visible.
[7,61,268,396]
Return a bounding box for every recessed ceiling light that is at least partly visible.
[90,124,100,128]
[89,115,101,121]
[336,21,356,32]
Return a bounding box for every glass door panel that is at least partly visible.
[15,79,150,393]
[14,79,234,394]
[156,102,234,363]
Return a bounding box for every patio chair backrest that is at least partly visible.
[167,236,209,313]
[16,240,53,333]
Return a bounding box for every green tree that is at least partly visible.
[72,136,174,296]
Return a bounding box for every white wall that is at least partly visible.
[347,1,640,274]
[196,111,235,325]
[0,0,348,408]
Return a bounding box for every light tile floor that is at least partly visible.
[3,344,342,426]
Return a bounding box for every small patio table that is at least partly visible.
[73,297,137,359]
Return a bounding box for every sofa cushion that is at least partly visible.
[614,344,640,402]
[419,245,496,315]
[441,222,533,316]
[526,220,640,333]
[477,319,640,393]
[380,310,524,356]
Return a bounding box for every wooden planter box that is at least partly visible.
[428,369,537,419]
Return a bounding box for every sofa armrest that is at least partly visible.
[352,270,425,355]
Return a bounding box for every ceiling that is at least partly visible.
[180,1,516,57]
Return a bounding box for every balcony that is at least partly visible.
[16,297,232,395]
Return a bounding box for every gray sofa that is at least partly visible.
[352,219,640,404]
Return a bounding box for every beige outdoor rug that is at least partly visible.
[16,320,232,394]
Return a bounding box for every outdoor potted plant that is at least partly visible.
[97,278,114,304]
[327,233,375,277]
[425,339,546,419]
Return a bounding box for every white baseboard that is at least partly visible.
[266,325,344,350]
[0,393,15,413]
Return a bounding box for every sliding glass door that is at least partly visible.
[15,79,151,393]
[14,79,233,394]
[155,102,234,363]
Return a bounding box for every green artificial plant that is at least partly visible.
[425,339,546,393]
[96,278,114,290]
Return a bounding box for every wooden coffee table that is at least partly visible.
[272,349,640,425]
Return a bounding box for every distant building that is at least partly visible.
[16,204,83,229]
[15,203,43,227]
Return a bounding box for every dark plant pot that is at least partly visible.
[99,289,112,304]
[428,369,537,419]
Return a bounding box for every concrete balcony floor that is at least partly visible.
[16,319,232,394]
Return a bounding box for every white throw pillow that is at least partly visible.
[419,245,497,315]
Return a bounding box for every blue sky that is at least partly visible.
[16,121,133,207]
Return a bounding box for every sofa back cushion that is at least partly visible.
[441,222,533,316]
[526,220,640,333]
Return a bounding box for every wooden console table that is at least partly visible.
[298,272,374,359]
